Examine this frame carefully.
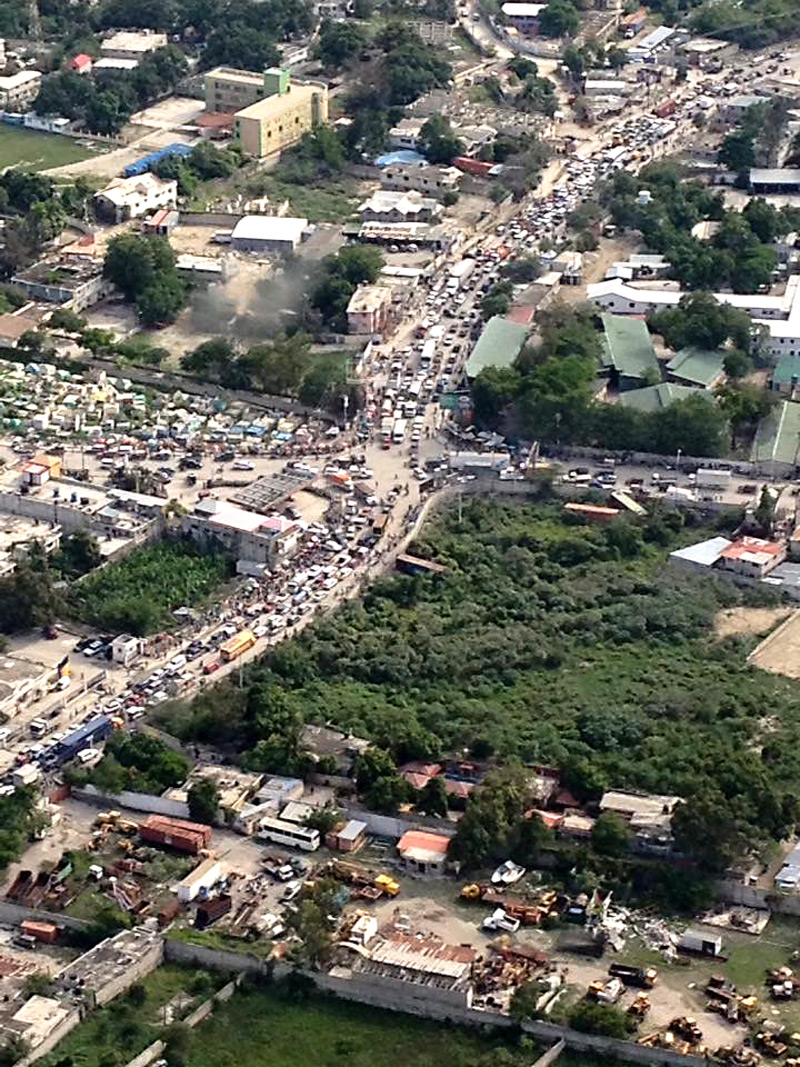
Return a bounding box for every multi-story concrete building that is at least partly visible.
[93,174,177,224]
[183,498,300,567]
[380,164,462,199]
[11,259,112,312]
[0,70,42,110]
[233,74,329,158]
[205,66,273,114]
[346,285,393,336]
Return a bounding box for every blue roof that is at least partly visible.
[374,149,427,168]
[58,715,109,750]
[124,142,193,178]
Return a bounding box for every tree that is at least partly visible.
[442,189,459,207]
[672,792,749,872]
[510,980,542,1021]
[472,365,522,426]
[754,484,778,535]
[591,812,632,857]
[418,115,464,164]
[718,129,755,173]
[650,291,753,353]
[304,807,341,834]
[56,530,101,578]
[49,308,86,332]
[743,197,782,243]
[418,775,448,816]
[722,348,752,379]
[103,234,177,300]
[538,0,579,36]
[568,1000,629,1039]
[315,19,367,68]
[181,338,236,380]
[136,272,188,326]
[187,778,219,825]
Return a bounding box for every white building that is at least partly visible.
[183,498,300,567]
[587,275,800,359]
[100,30,167,62]
[0,70,42,110]
[111,634,141,667]
[94,174,177,224]
[230,215,309,254]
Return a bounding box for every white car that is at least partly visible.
[482,908,520,934]
[281,879,303,902]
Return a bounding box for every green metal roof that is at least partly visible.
[772,354,800,387]
[465,316,529,378]
[619,382,698,414]
[600,313,659,381]
[666,347,726,388]
[751,400,800,466]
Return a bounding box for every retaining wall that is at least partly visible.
[18,1009,82,1067]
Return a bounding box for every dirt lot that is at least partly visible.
[130,97,205,130]
[749,609,800,677]
[715,606,792,640]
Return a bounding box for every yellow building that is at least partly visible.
[234,78,329,159]
[205,66,276,114]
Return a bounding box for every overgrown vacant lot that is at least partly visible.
[181,982,540,1067]
[75,537,233,635]
[160,500,800,848]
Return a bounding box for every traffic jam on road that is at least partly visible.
[5,39,796,787]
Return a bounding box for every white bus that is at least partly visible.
[257,816,320,851]
[392,417,408,444]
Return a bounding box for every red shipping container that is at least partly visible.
[22,920,59,944]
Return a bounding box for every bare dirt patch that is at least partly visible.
[714,606,791,640]
[749,608,800,678]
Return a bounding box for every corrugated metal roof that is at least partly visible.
[667,347,726,387]
[601,313,659,380]
[465,316,529,378]
[751,400,800,466]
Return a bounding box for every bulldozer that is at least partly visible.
[628,994,651,1021]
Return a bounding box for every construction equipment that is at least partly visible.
[374,874,400,897]
[756,1032,789,1058]
[587,978,624,1004]
[670,1017,703,1045]
[609,963,658,989]
[628,994,651,1020]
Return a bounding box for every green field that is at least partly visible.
[75,536,235,635]
[182,982,538,1067]
[0,125,102,170]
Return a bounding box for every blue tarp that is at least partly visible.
[374,149,427,168]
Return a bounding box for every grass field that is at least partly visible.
[0,126,102,170]
[185,983,538,1067]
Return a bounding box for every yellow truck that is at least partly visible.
[220,629,256,663]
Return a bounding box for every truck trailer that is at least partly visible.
[695,469,731,489]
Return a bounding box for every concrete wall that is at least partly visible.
[178,211,244,228]
[162,941,709,1067]
[118,980,238,1067]
[94,935,165,1007]
[0,899,91,931]
[73,783,190,820]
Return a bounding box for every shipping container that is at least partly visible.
[56,715,112,762]
[157,898,182,928]
[195,893,232,929]
[219,629,255,663]
[21,920,59,944]
[140,815,212,854]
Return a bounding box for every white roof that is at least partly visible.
[501,2,547,14]
[97,173,175,208]
[669,536,732,567]
[231,215,308,243]
[93,57,139,70]
[0,70,41,89]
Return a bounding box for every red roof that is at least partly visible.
[507,305,536,325]
[397,830,450,856]
[70,53,92,69]
[721,537,784,561]
[197,111,235,129]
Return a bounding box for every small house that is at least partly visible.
[397,830,450,875]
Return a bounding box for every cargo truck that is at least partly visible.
[219,629,255,663]
[608,963,658,988]
[695,469,732,489]
[449,258,476,287]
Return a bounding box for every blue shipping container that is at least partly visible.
[56,715,112,761]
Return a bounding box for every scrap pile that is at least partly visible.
[461,883,561,925]
[472,937,553,1010]
[319,860,400,903]
[768,967,800,1000]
